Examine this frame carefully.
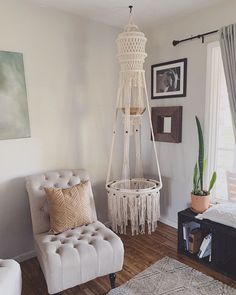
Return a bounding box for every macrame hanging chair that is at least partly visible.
[106,6,162,235]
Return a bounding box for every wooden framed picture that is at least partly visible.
[151,58,187,99]
[151,106,183,143]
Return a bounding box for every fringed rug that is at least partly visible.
[108,257,236,295]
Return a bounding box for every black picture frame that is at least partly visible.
[151,58,187,99]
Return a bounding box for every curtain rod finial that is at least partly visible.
[173,40,179,46]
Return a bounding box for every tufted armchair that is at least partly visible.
[26,169,124,294]
[0,259,22,295]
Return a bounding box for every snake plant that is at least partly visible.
[192,116,217,196]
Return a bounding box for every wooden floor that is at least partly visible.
[21,222,236,294]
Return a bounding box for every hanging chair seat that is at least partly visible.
[106,179,161,235]
[106,178,161,193]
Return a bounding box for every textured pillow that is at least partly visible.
[44,181,93,234]
[196,202,236,229]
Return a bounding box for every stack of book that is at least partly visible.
[182,221,200,251]
[182,222,212,261]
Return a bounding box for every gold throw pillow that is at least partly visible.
[44,181,93,234]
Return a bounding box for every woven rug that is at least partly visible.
[108,257,236,295]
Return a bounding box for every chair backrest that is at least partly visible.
[226,171,236,202]
[26,169,97,235]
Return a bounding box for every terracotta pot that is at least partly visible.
[191,193,210,213]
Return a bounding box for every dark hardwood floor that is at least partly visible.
[20,222,236,294]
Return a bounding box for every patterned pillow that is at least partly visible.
[44,181,93,234]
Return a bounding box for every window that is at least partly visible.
[205,41,235,201]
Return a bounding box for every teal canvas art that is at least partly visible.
[0,51,30,140]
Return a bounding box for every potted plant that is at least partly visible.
[191,116,217,213]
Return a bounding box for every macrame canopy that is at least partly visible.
[106,6,162,235]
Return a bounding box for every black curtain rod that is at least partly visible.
[172,29,218,46]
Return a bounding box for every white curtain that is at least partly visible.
[220,24,236,191]
[219,24,236,139]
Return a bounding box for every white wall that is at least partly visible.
[144,0,236,227]
[2,0,236,260]
[0,0,118,260]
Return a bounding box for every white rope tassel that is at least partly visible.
[139,195,146,234]
[110,192,118,232]
[116,194,121,232]
[108,192,112,224]
[122,80,131,188]
[151,192,160,232]
[122,195,128,234]
[134,119,143,178]
[134,196,139,235]
[146,194,152,234]
[129,195,136,235]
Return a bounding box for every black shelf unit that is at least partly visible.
[178,208,236,280]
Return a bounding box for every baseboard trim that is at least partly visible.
[14,250,36,263]
[159,217,177,229]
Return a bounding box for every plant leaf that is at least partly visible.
[195,116,204,191]
[193,163,198,193]
[203,158,207,173]
[208,171,217,193]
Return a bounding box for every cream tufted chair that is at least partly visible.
[0,259,22,295]
[26,169,124,294]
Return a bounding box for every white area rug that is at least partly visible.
[108,257,236,295]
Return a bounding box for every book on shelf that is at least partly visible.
[198,233,212,259]
[188,228,203,254]
[182,221,200,251]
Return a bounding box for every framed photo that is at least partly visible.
[151,58,187,99]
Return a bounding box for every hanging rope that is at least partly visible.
[106,6,162,235]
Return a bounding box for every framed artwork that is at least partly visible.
[151,58,187,99]
[0,51,30,140]
[151,106,182,143]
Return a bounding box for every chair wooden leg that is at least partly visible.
[109,273,116,289]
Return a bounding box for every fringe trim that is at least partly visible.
[108,191,160,235]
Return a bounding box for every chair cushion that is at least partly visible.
[35,221,124,294]
[45,181,93,234]
[0,259,22,295]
